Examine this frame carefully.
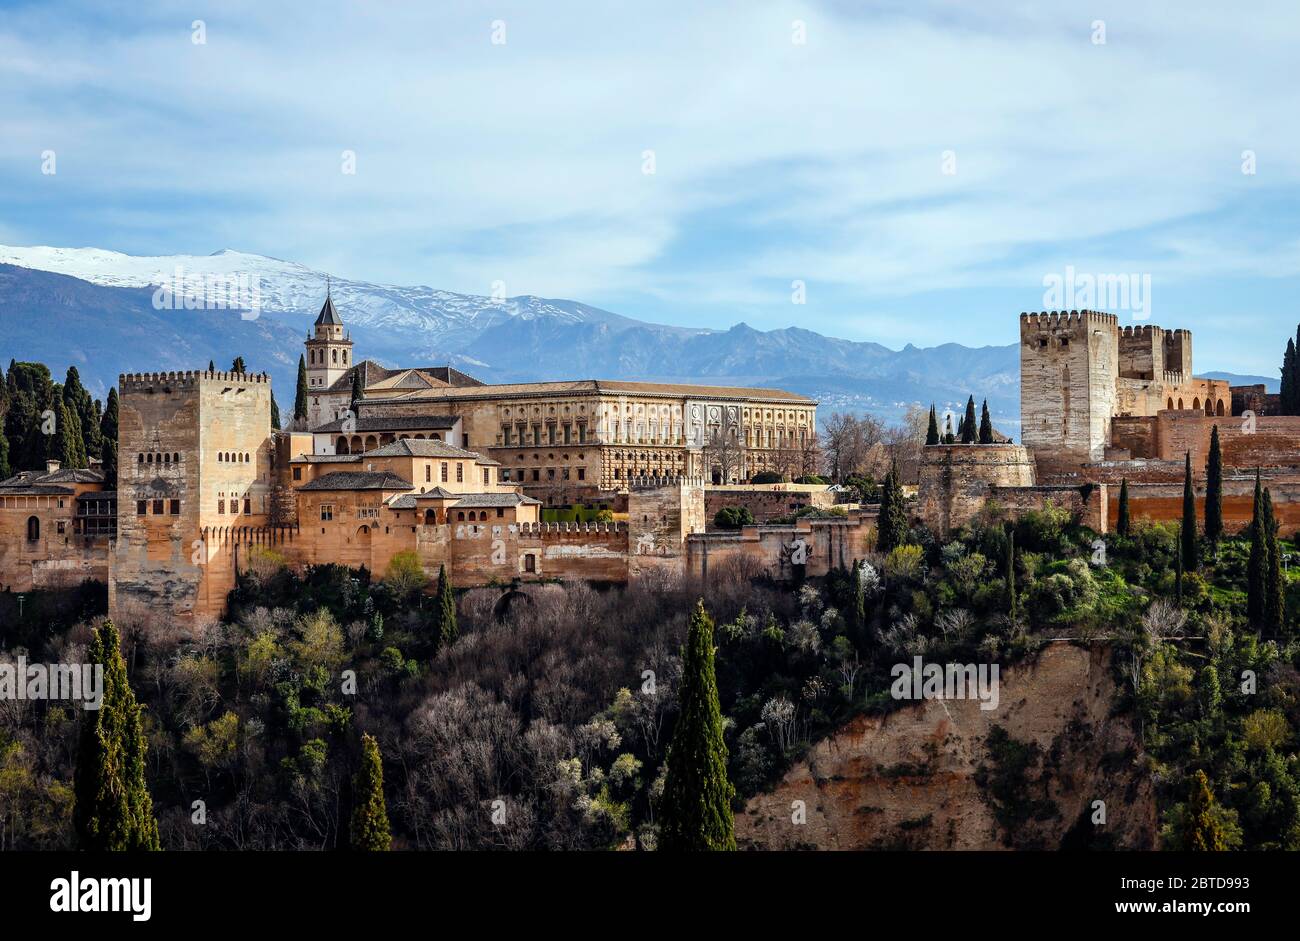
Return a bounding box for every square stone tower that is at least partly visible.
[111,368,274,624]
[1020,310,1119,462]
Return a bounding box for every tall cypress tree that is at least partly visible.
[876,463,907,552]
[270,390,281,431]
[925,404,939,446]
[99,387,119,486]
[978,399,994,444]
[960,396,977,444]
[1181,451,1197,572]
[435,564,457,651]
[659,600,736,851]
[1264,488,1284,634]
[0,424,9,480]
[350,732,392,850]
[52,397,80,468]
[294,354,309,422]
[942,413,955,445]
[73,620,161,851]
[1187,770,1228,852]
[1283,339,1297,415]
[1006,526,1017,620]
[350,367,364,410]
[1248,470,1267,628]
[230,356,246,374]
[1205,425,1223,553]
[1117,478,1131,537]
[63,366,99,462]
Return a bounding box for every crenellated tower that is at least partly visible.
[1019,310,1119,462]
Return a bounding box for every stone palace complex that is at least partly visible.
[5,299,1300,627]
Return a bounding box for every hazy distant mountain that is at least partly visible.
[0,245,1021,428]
[1201,371,1279,393]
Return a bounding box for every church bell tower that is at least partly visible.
[304,281,354,397]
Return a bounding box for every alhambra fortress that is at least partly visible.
[4,300,1300,625]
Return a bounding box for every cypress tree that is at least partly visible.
[52,397,80,468]
[63,366,99,462]
[659,600,736,851]
[1205,425,1223,553]
[925,404,939,446]
[942,414,955,445]
[1248,470,1267,628]
[99,387,119,486]
[0,425,9,480]
[435,564,458,651]
[1175,544,1184,605]
[1283,339,1297,415]
[1181,451,1197,572]
[1264,488,1284,634]
[208,359,215,373]
[876,463,907,552]
[1006,526,1017,620]
[350,732,392,850]
[294,354,309,422]
[1187,770,1227,851]
[350,367,364,410]
[1117,478,1130,537]
[960,396,977,444]
[73,620,161,850]
[231,356,246,374]
[978,399,994,444]
[270,390,281,431]
[853,558,867,632]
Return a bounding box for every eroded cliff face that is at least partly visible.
[738,644,1157,850]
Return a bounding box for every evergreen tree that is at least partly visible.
[1117,478,1130,537]
[434,564,457,651]
[350,732,392,850]
[978,399,993,444]
[942,414,955,445]
[73,620,161,851]
[876,463,907,552]
[1264,488,1284,634]
[99,388,119,486]
[1006,526,1017,620]
[63,366,99,463]
[270,390,281,431]
[52,397,80,468]
[960,396,977,444]
[1181,451,1197,572]
[1175,544,1184,605]
[0,425,9,480]
[1248,470,1267,628]
[1188,770,1228,851]
[925,404,939,446]
[350,367,364,410]
[659,600,736,851]
[230,356,246,374]
[1205,425,1223,553]
[294,354,309,422]
[208,359,215,373]
[1283,339,1297,415]
[853,559,867,632]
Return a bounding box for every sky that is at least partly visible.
[1,0,1298,375]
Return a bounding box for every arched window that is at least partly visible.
[336,436,349,454]
[457,511,465,521]
[174,453,180,463]
[342,351,348,364]
[164,453,170,463]
[1178,399,1184,410]
[424,509,436,525]
[1217,400,1225,416]
[1167,397,1173,410]
[1192,397,1200,411]
[147,453,153,463]
[26,516,39,541]
[138,453,144,463]
[332,349,338,364]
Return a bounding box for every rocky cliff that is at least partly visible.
[738,644,1156,850]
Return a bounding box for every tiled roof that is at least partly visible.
[315,295,343,326]
[385,495,417,509]
[365,439,483,460]
[412,487,460,499]
[0,466,104,494]
[313,413,459,434]
[367,377,815,404]
[299,471,412,491]
[451,492,542,508]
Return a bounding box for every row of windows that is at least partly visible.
[217,452,252,463]
[217,498,252,514]
[501,467,587,482]
[138,452,181,464]
[136,499,181,515]
[309,347,348,366]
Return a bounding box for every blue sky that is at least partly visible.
[1,0,1298,375]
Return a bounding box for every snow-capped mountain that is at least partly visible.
[0,245,1022,428]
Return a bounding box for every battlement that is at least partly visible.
[1162,369,1188,386]
[1020,310,1119,331]
[119,369,271,391]
[628,474,707,491]
[519,520,624,536]
[1119,324,1165,338]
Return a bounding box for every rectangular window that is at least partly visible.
[577,468,585,481]
[425,465,431,482]
[57,520,66,534]
[456,463,464,483]
[483,468,489,485]
[320,504,334,521]
[169,499,180,515]
[441,462,448,482]
[532,469,540,481]
[293,467,302,481]
[496,508,504,518]
[218,499,225,514]
[137,501,146,515]
[153,499,164,515]
[244,498,251,514]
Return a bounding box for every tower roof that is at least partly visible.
[315,294,343,327]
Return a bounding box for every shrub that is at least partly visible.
[383,550,427,597]
[751,471,784,484]
[713,506,755,529]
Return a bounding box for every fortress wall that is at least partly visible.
[627,482,706,579]
[448,521,629,584]
[988,484,1108,534]
[1154,413,1300,470]
[686,514,876,583]
[917,444,1036,536]
[704,485,839,524]
[0,497,110,592]
[1112,478,1300,533]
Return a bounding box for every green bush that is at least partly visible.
[714,506,755,529]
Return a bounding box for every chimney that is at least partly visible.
[45,459,62,474]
